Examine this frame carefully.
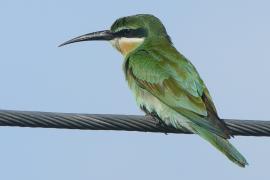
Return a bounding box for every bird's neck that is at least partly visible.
[110,37,145,56]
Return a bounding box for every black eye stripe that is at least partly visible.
[114,28,147,38]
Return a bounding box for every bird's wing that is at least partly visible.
[126,50,230,138]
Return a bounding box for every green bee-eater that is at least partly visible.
[60,14,248,167]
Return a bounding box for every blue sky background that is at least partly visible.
[0,0,270,179]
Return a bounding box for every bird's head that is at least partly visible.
[59,14,171,56]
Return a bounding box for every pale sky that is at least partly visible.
[0,1,270,179]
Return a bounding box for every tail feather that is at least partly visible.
[192,125,248,167]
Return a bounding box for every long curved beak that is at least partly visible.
[59,30,114,47]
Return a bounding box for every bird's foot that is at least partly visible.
[145,114,168,135]
[145,114,156,123]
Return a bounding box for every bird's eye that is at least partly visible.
[122,29,131,36]
[114,28,147,38]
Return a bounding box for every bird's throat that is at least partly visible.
[110,37,144,56]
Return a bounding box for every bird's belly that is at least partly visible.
[132,84,192,131]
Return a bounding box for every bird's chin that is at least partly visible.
[110,38,121,53]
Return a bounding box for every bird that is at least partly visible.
[59,14,248,167]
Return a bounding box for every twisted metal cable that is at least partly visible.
[0,109,269,136]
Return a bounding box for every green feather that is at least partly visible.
[115,15,248,167]
[127,49,229,136]
[192,124,248,167]
[62,14,249,166]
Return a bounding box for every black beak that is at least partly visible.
[59,30,114,47]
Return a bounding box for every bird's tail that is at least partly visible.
[192,125,248,167]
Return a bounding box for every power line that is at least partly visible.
[0,109,269,136]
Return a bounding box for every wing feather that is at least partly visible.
[127,50,231,138]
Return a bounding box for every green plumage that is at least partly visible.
[112,14,248,167]
[61,14,248,167]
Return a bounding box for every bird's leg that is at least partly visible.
[145,114,159,124]
[141,106,168,134]
[145,113,168,135]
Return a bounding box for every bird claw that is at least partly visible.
[145,114,168,135]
